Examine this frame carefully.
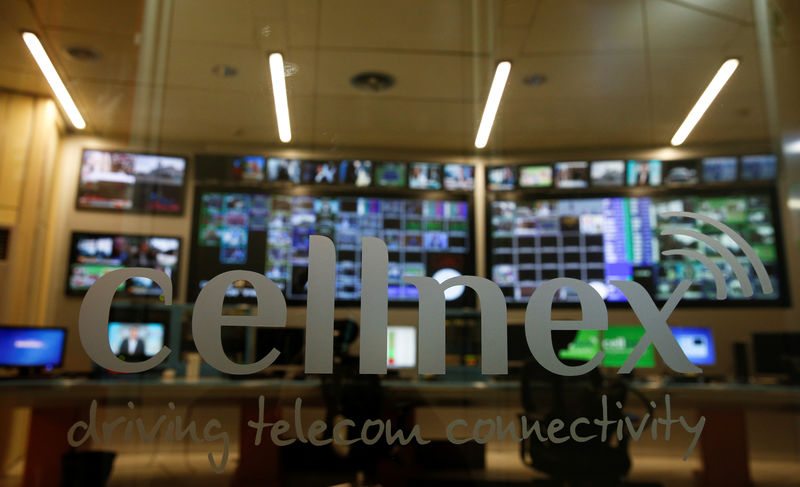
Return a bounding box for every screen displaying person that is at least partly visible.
[118,326,146,360]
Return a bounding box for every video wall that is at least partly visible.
[489,193,782,304]
[189,189,473,303]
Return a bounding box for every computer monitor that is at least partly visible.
[387,326,416,369]
[601,325,655,368]
[0,326,66,370]
[672,327,716,366]
[108,322,165,360]
[753,332,800,375]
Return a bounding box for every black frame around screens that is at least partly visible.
[66,232,182,297]
[76,149,188,215]
[485,186,790,308]
[189,185,476,306]
[0,325,67,368]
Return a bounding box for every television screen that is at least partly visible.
[627,160,662,186]
[191,190,473,304]
[339,160,373,187]
[108,322,165,360]
[67,233,180,296]
[78,149,186,213]
[601,325,655,368]
[590,161,625,187]
[672,327,715,366]
[664,159,700,185]
[302,161,339,184]
[519,165,553,188]
[557,329,601,362]
[488,192,782,304]
[554,161,588,188]
[487,166,516,191]
[267,158,302,183]
[702,157,738,183]
[443,164,475,190]
[387,326,417,369]
[409,162,442,190]
[741,154,777,181]
[375,162,407,187]
[0,327,66,369]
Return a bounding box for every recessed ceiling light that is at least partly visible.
[350,72,395,92]
[523,74,547,86]
[475,61,512,149]
[671,58,739,146]
[21,31,86,130]
[211,64,238,78]
[66,46,101,61]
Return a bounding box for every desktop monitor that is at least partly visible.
[0,326,66,370]
[740,155,777,181]
[302,161,339,184]
[409,162,442,190]
[78,149,186,214]
[702,157,738,183]
[267,157,302,183]
[339,160,373,187]
[375,162,407,187]
[627,160,662,186]
[672,327,716,366]
[553,161,589,188]
[443,164,475,190]
[486,166,516,190]
[387,326,416,369]
[108,322,165,360]
[590,161,625,187]
[601,326,655,368]
[664,159,699,185]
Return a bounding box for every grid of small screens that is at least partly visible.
[489,193,781,304]
[191,190,473,303]
[77,149,187,213]
[387,326,417,369]
[67,233,181,296]
[0,326,66,369]
[486,155,777,191]
[108,322,165,360]
[195,155,475,191]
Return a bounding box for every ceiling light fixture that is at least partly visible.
[670,58,739,147]
[21,31,86,130]
[268,52,291,143]
[475,61,511,149]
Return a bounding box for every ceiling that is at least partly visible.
[1,0,798,156]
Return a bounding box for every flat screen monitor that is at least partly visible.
[590,161,625,187]
[672,327,715,366]
[664,159,699,185]
[387,326,416,369]
[108,322,165,360]
[488,192,783,304]
[702,157,738,183]
[302,161,339,184]
[519,165,553,188]
[339,160,373,187]
[375,162,407,187]
[627,160,662,186]
[741,155,777,181]
[409,162,442,190]
[557,329,601,362]
[195,154,266,182]
[487,166,516,191]
[753,332,800,375]
[78,149,186,214]
[601,326,655,368]
[67,232,181,296]
[267,158,302,183]
[443,164,475,190]
[191,190,473,304]
[554,161,588,188]
[0,326,66,369]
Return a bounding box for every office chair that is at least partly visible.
[519,332,633,487]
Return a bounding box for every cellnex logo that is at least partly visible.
[79,212,772,377]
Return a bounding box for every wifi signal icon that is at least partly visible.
[659,211,773,300]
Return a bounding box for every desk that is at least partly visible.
[3,378,799,487]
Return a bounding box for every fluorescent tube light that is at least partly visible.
[268,52,291,143]
[21,31,86,130]
[475,61,512,149]
[670,58,739,146]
